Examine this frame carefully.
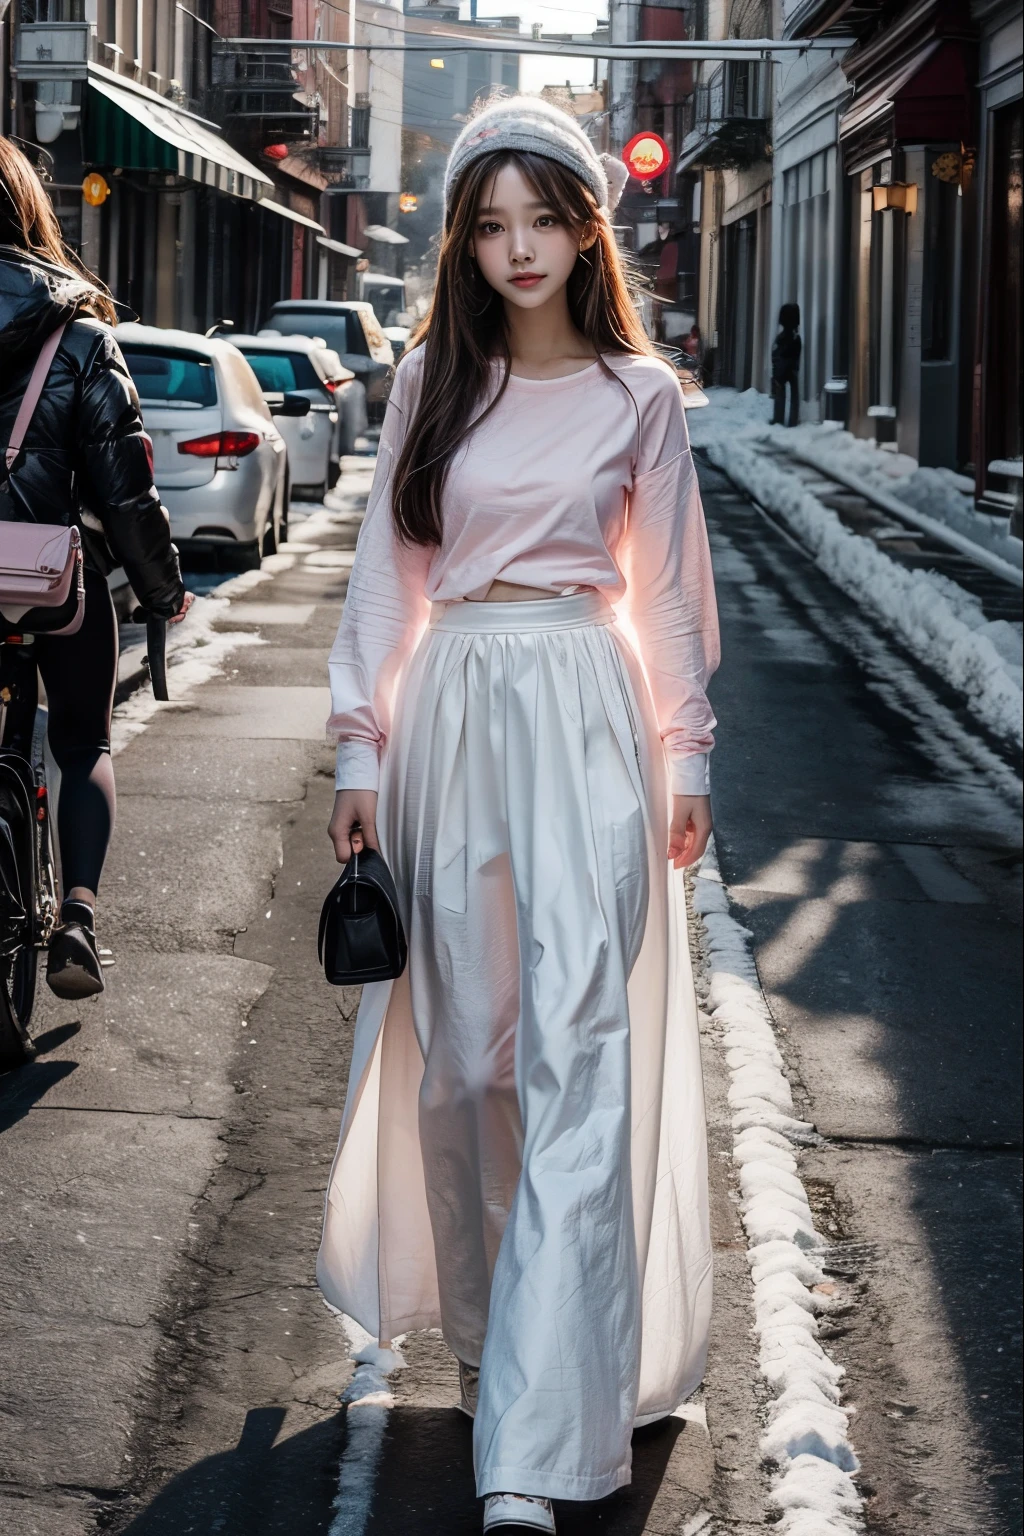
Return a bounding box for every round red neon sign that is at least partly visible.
[622,132,670,182]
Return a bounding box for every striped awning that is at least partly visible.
[260,201,326,233]
[85,64,273,201]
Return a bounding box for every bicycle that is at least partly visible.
[0,612,167,1070]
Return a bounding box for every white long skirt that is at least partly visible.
[318,591,711,1501]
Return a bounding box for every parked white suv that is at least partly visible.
[230,334,366,498]
[264,301,394,419]
[117,325,304,569]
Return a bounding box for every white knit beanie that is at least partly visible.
[443,95,629,216]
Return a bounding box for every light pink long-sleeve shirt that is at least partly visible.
[328,345,720,796]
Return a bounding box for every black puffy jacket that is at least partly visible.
[0,246,184,617]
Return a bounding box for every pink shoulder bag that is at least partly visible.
[0,323,85,637]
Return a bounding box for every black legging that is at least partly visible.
[35,566,117,896]
[772,369,800,427]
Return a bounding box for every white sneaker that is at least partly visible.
[483,1493,556,1532]
[458,1361,480,1419]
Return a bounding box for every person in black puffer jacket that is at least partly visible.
[1,135,192,1000]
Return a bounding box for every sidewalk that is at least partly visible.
[0,486,370,1535]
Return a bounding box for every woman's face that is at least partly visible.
[468,162,595,312]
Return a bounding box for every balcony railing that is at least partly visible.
[692,61,771,131]
[211,46,319,133]
[679,61,771,170]
[314,145,371,190]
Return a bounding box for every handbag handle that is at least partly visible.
[4,323,67,474]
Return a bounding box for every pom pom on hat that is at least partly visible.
[444,95,625,215]
[600,153,629,214]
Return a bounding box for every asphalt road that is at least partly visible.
[703,458,1022,1536]
[0,453,1020,1536]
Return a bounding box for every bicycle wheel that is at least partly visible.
[0,948,36,1070]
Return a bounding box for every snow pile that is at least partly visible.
[787,431,1022,573]
[110,589,265,755]
[688,392,1023,746]
[693,847,864,1536]
[328,1312,407,1536]
[687,388,1014,557]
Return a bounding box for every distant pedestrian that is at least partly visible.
[0,137,192,998]
[682,322,701,357]
[771,302,801,426]
[320,96,720,1534]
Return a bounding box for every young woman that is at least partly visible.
[1,137,192,1000]
[319,97,720,1533]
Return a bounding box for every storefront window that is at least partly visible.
[922,161,959,362]
[988,100,1022,463]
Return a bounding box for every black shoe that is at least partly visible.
[47,901,105,1000]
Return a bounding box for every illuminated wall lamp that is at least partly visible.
[872,182,918,214]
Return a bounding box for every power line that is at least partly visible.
[224,35,853,62]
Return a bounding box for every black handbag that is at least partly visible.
[318,846,408,986]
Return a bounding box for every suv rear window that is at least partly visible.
[121,347,217,407]
[268,309,370,358]
[238,351,322,392]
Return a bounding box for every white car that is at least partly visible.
[231,334,366,498]
[116,325,304,569]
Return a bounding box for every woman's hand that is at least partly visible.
[668,794,712,869]
[169,592,196,626]
[329,789,380,864]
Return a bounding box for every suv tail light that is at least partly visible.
[177,431,260,458]
[323,379,337,393]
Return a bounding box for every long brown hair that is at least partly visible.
[391,149,654,547]
[0,135,117,323]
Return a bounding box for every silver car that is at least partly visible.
[117,325,303,569]
[230,334,366,498]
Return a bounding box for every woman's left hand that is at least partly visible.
[668,794,712,869]
[169,592,196,626]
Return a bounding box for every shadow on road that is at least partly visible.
[0,1053,77,1133]
[115,1406,344,1536]
[110,1403,689,1535]
[365,1407,688,1534]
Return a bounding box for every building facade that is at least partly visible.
[398,3,520,277]
[3,0,407,330]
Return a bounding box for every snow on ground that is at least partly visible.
[688,390,1023,748]
[693,847,864,1536]
[326,1309,407,1536]
[109,582,268,755]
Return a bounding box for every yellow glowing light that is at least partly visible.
[82,172,110,207]
[430,57,445,68]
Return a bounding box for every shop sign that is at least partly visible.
[622,132,670,182]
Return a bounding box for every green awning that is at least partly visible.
[87,84,177,173]
[85,65,273,201]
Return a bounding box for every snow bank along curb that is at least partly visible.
[688,393,1023,750]
[108,531,346,753]
[327,1312,406,1536]
[692,845,864,1536]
